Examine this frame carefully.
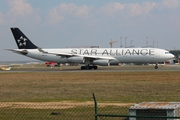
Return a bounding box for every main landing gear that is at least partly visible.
[81,66,98,70]
[154,64,158,69]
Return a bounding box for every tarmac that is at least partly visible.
[1,64,180,72]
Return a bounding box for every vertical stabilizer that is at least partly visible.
[10,28,38,49]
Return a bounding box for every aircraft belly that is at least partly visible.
[26,52,40,60]
[116,55,155,63]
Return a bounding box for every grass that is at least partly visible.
[0,71,179,102]
[0,107,95,120]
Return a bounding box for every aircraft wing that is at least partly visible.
[45,51,75,57]
[45,51,115,60]
[76,55,116,60]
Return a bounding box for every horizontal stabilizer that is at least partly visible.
[4,49,28,55]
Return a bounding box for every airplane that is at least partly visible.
[5,28,175,70]
[1,67,11,71]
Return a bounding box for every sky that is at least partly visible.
[0,0,180,61]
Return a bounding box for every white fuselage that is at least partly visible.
[9,28,175,69]
[14,48,174,65]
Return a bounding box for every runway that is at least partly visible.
[1,65,180,73]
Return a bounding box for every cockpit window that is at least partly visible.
[165,52,170,54]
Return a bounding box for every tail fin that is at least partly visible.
[10,28,38,49]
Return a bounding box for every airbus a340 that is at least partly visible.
[6,28,174,70]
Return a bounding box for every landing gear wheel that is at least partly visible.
[93,66,98,70]
[154,65,158,69]
[81,66,93,70]
[87,66,92,70]
[81,66,86,70]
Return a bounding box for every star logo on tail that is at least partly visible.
[17,36,27,47]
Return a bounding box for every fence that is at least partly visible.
[0,94,180,120]
[93,93,180,120]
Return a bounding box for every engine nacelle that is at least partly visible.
[67,56,85,64]
[93,59,110,66]
[109,59,120,65]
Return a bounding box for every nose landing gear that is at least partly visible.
[154,64,158,69]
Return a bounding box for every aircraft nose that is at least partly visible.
[169,53,175,59]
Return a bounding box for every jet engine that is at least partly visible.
[93,59,110,66]
[67,56,85,63]
[109,59,120,65]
